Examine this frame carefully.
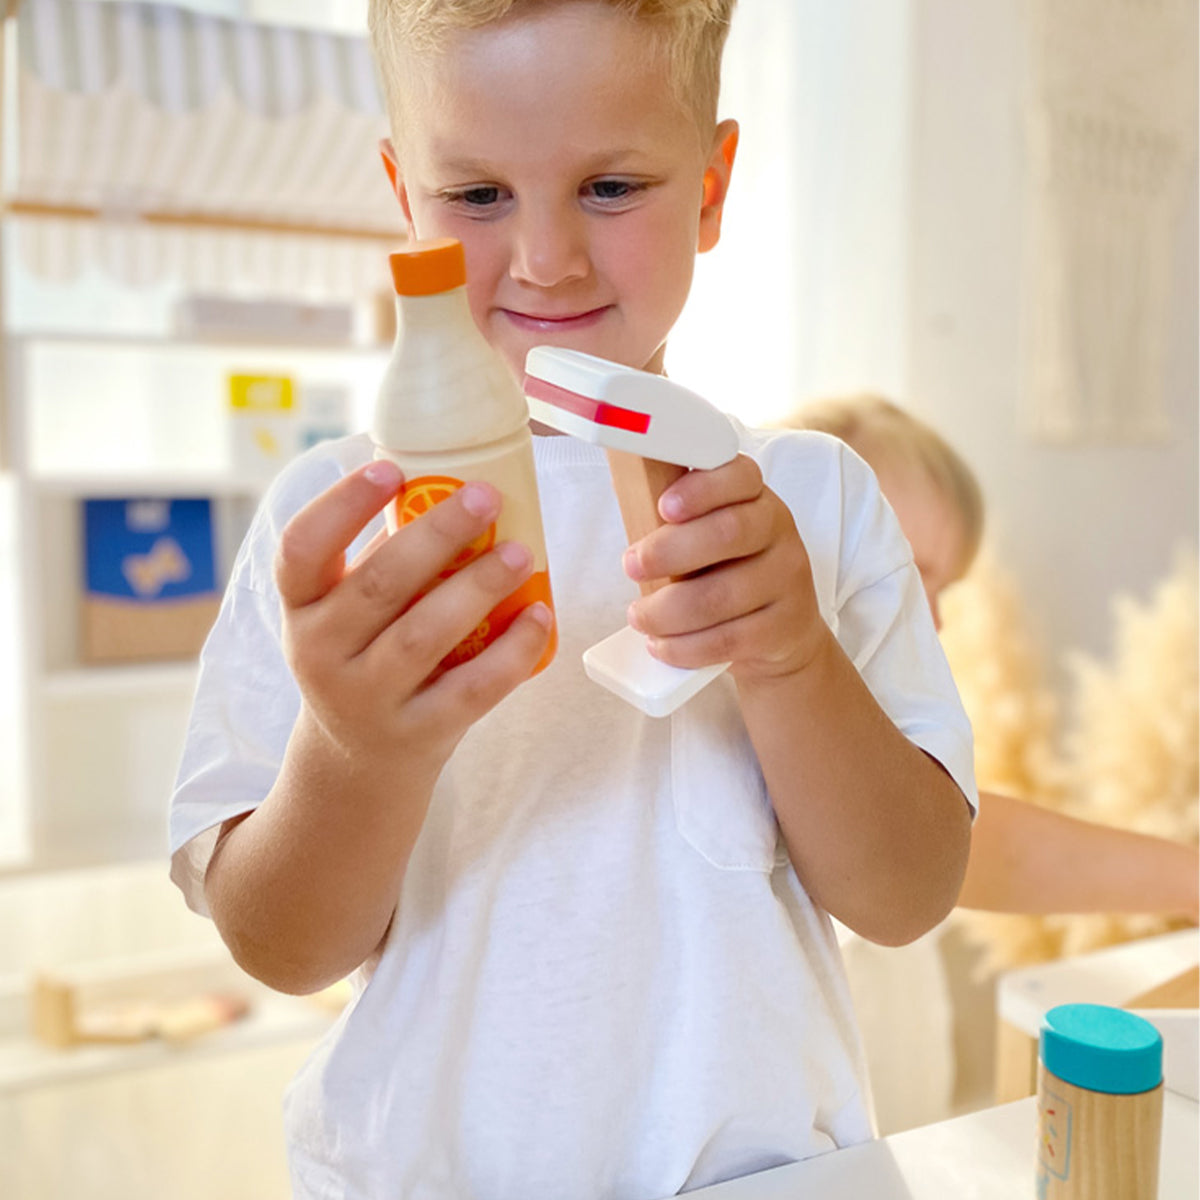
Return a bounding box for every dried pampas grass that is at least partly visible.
[938,545,1066,806]
[939,547,1198,973]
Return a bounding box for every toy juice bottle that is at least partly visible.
[1035,1003,1163,1200]
[372,238,555,675]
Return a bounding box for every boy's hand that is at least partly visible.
[622,455,828,682]
[275,460,553,770]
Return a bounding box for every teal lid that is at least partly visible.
[1040,1003,1163,1095]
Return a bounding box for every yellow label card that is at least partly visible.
[228,374,295,412]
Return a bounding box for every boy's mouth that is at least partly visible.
[500,306,612,334]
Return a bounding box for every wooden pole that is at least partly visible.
[2,198,404,244]
[604,449,687,596]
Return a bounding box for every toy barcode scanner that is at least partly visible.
[524,347,740,718]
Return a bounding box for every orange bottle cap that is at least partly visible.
[389,239,466,296]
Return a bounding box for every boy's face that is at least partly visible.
[874,462,968,633]
[383,2,736,380]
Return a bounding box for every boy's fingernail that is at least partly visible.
[660,492,684,521]
[623,547,644,580]
[627,602,643,632]
[365,460,402,488]
[496,541,532,572]
[525,601,554,630]
[461,482,499,517]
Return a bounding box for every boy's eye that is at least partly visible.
[440,184,509,212]
[585,178,645,204]
[458,185,502,206]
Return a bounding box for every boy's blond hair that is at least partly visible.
[368,0,736,135]
[787,394,986,577]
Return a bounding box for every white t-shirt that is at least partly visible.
[170,425,976,1200]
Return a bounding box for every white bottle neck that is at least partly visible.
[373,285,529,453]
[394,286,475,335]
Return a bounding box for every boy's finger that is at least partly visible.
[627,498,772,583]
[658,454,763,522]
[362,537,535,673]
[340,482,504,654]
[639,605,765,672]
[347,525,391,572]
[410,602,555,726]
[631,564,757,638]
[276,462,403,609]
[645,603,817,680]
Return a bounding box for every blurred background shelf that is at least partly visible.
[1,330,385,875]
[33,473,262,498]
[40,663,200,701]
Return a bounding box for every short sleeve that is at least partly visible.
[168,435,376,915]
[837,558,978,817]
[168,577,299,916]
[749,425,978,818]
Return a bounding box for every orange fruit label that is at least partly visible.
[393,475,496,578]
[390,475,556,676]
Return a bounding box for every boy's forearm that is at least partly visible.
[205,708,436,994]
[736,630,972,947]
[959,791,1200,918]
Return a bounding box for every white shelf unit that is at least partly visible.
[3,333,386,872]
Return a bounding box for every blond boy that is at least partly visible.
[169,3,975,1195]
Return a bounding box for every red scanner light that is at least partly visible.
[523,374,651,435]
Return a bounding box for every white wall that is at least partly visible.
[908,0,1198,692]
[682,0,1196,693]
[670,0,914,420]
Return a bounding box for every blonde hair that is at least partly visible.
[787,393,986,576]
[368,0,736,134]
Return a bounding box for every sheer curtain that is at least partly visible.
[669,0,915,427]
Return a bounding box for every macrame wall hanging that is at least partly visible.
[1021,0,1197,442]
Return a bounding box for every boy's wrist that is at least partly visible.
[289,704,444,809]
[731,619,837,692]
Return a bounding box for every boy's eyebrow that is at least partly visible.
[428,149,656,180]
[430,156,495,178]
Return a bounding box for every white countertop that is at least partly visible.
[997,928,1199,1036]
[677,1091,1198,1199]
[997,928,1200,1103]
[0,989,333,1095]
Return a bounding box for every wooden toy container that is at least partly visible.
[1037,1003,1164,1200]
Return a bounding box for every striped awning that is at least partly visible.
[6,0,404,295]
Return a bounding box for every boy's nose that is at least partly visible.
[509,207,590,289]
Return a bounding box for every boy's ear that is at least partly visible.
[379,137,416,236]
[698,119,739,254]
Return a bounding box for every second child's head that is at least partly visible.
[787,394,985,631]
[368,0,740,379]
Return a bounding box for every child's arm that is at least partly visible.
[958,791,1199,919]
[624,455,972,947]
[203,461,553,995]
